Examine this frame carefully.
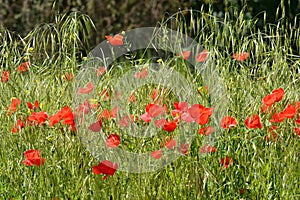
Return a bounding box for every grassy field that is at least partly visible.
[0,7,299,200]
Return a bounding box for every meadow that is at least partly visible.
[0,7,299,199]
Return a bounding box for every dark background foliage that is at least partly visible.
[0,0,299,44]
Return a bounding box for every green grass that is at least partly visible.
[1,6,300,200]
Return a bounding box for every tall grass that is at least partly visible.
[0,5,299,199]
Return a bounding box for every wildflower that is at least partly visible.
[88,120,103,132]
[294,127,300,137]
[8,98,21,113]
[63,72,73,81]
[27,111,48,126]
[92,160,118,180]
[12,119,25,133]
[232,52,249,61]
[151,149,163,159]
[295,116,300,125]
[282,104,297,119]
[178,143,189,155]
[135,68,148,78]
[1,70,10,82]
[27,100,39,111]
[162,120,177,132]
[105,34,124,46]
[198,126,215,136]
[269,112,285,123]
[199,145,216,153]
[196,49,209,62]
[165,136,176,150]
[245,114,262,129]
[154,118,167,128]
[105,133,121,148]
[77,82,94,94]
[17,62,30,73]
[177,51,191,60]
[22,150,45,166]
[220,156,234,169]
[95,67,106,77]
[140,103,165,122]
[221,116,237,129]
[262,88,284,106]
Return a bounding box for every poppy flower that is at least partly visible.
[269,112,285,123]
[95,66,106,77]
[1,70,10,82]
[282,104,297,118]
[99,109,111,119]
[151,149,162,159]
[75,100,90,115]
[118,116,130,127]
[199,145,216,153]
[220,156,234,169]
[154,118,167,128]
[221,116,237,129]
[178,143,189,155]
[196,50,209,62]
[174,102,189,112]
[146,103,165,118]
[162,120,177,132]
[17,62,30,73]
[262,88,284,106]
[135,68,148,78]
[22,149,45,166]
[106,134,120,148]
[295,116,300,125]
[27,111,48,125]
[88,120,103,132]
[27,100,39,111]
[78,82,94,94]
[60,106,75,127]
[198,126,215,136]
[165,137,176,150]
[294,127,300,137]
[188,104,205,120]
[49,113,62,127]
[232,52,249,61]
[92,160,118,180]
[111,107,119,118]
[12,119,25,133]
[177,51,191,60]
[105,34,124,46]
[245,114,262,129]
[197,108,213,125]
[63,72,73,81]
[7,97,21,113]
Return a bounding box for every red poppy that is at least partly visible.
[178,143,189,155]
[245,114,262,129]
[199,145,216,153]
[95,66,106,77]
[27,111,48,125]
[1,70,10,82]
[198,126,215,136]
[27,100,39,111]
[135,68,148,78]
[188,104,205,120]
[88,120,103,132]
[106,134,120,148]
[282,104,297,118]
[165,137,176,150]
[295,116,300,125]
[17,62,30,73]
[221,116,237,129]
[220,156,234,169]
[75,100,90,115]
[196,50,209,62]
[111,106,119,118]
[22,149,45,166]
[63,72,73,81]
[174,102,189,112]
[60,106,75,127]
[197,108,213,125]
[12,119,25,133]
[119,116,130,127]
[78,82,94,94]
[99,109,111,120]
[294,127,300,137]
[163,120,177,132]
[262,88,284,106]
[8,98,21,113]
[49,113,62,127]
[92,160,118,180]
[232,52,249,61]
[151,149,162,159]
[177,51,191,60]
[269,112,285,123]
[146,103,165,118]
[105,34,124,46]
[154,118,167,128]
